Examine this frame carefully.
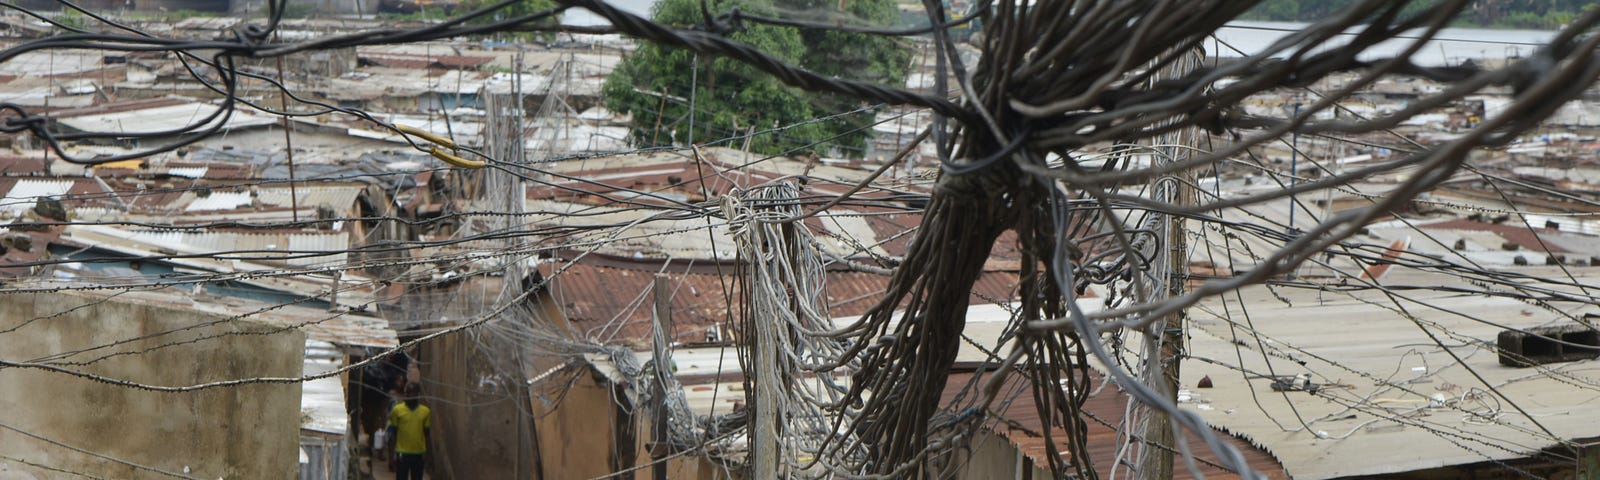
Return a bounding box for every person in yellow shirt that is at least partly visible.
[388,383,432,480]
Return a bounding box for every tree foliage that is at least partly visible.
[602,0,910,157]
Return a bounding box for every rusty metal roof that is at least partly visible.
[943,370,1288,479]
[1419,218,1571,253]
[545,258,1020,343]
[359,52,494,70]
[0,154,47,175]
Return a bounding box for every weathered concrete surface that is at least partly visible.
[531,367,641,480]
[416,325,532,480]
[0,291,303,479]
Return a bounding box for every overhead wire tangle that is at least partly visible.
[1191,282,1595,445]
[1204,39,1600,322]
[1195,20,1600,441]
[1218,22,1551,47]
[0,208,703,273]
[870,1,1600,476]
[0,211,743,299]
[5,257,616,371]
[0,221,641,392]
[1184,249,1593,441]
[2,0,917,173]
[6,0,1600,477]
[1179,351,1566,477]
[0,1,563,165]
[1041,119,1586,335]
[2,0,959,166]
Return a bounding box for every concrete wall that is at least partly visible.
[531,366,641,480]
[417,326,535,480]
[0,292,303,479]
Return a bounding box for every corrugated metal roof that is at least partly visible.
[176,186,364,215]
[119,230,351,267]
[0,154,48,175]
[256,186,364,214]
[943,370,1288,479]
[60,225,379,308]
[815,208,890,258]
[301,339,348,435]
[184,191,254,212]
[1185,269,1600,479]
[167,167,209,178]
[55,103,277,134]
[3,179,74,214]
[1421,219,1571,253]
[359,52,496,69]
[546,258,1019,342]
[0,50,104,76]
[287,233,352,267]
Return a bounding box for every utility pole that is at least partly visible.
[750,223,789,480]
[1137,47,1201,480]
[1138,187,1188,480]
[649,274,673,480]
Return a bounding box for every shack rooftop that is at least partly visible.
[1185,266,1600,478]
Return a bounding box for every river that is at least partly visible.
[1211,21,1555,66]
[561,0,657,27]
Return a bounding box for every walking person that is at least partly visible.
[388,383,432,480]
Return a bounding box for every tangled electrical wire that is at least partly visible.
[6,0,1600,478]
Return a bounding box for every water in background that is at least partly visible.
[1214,21,1557,66]
[563,5,1559,68]
[562,0,657,26]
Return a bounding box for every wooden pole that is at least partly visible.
[650,274,673,480]
[1138,48,1201,480]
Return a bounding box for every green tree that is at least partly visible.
[602,0,910,157]
[793,0,910,156]
[54,9,87,33]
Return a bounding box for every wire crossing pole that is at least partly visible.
[650,274,673,480]
[1137,47,1203,480]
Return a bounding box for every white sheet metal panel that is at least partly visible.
[300,340,347,435]
[167,167,209,179]
[55,103,276,135]
[287,233,351,267]
[0,50,103,76]
[122,230,349,267]
[255,186,363,215]
[184,191,253,211]
[1188,268,1600,479]
[3,179,74,214]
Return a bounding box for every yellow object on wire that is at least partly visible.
[395,124,484,169]
[428,146,485,169]
[395,124,457,150]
